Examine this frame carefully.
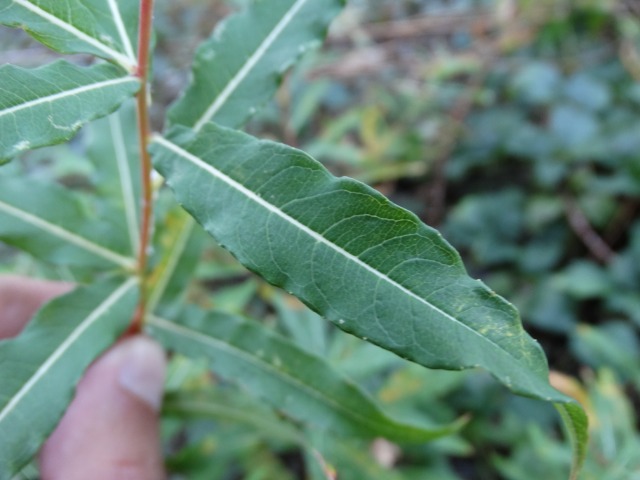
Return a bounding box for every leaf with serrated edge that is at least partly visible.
[148,310,467,443]
[0,60,139,163]
[0,0,138,70]
[0,177,135,269]
[0,278,138,478]
[168,0,344,130]
[150,124,588,476]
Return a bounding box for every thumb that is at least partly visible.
[39,336,167,480]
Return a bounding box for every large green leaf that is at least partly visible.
[150,125,555,399]
[0,61,139,163]
[168,0,344,131]
[0,176,135,270]
[0,0,138,70]
[150,124,588,476]
[147,309,466,442]
[0,278,138,478]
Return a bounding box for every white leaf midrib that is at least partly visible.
[0,76,138,119]
[12,0,136,70]
[193,0,309,131]
[0,278,138,424]
[106,0,135,61]
[151,135,518,363]
[0,198,135,269]
[109,112,139,255]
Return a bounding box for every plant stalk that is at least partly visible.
[131,0,155,333]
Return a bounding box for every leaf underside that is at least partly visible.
[148,309,466,443]
[0,0,139,69]
[168,0,345,131]
[0,60,139,164]
[0,176,135,269]
[86,100,142,256]
[0,278,138,479]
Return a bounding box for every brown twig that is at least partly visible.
[130,0,155,333]
[564,195,616,264]
[331,11,495,43]
[423,69,488,226]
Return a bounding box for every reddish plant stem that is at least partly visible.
[130,0,155,334]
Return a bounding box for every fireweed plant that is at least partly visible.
[0,0,588,478]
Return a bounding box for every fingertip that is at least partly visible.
[118,336,167,411]
[40,335,167,480]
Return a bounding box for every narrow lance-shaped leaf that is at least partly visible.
[168,0,345,131]
[147,309,467,442]
[0,278,138,479]
[164,389,306,445]
[86,100,141,256]
[164,389,337,479]
[147,206,205,314]
[0,0,138,70]
[0,177,136,270]
[0,60,139,164]
[150,124,588,476]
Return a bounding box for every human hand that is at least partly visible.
[0,276,167,480]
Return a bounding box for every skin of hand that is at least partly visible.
[0,275,167,480]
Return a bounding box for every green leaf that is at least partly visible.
[168,0,344,131]
[556,403,589,480]
[0,176,136,270]
[0,0,138,70]
[147,310,466,443]
[0,278,138,478]
[164,388,304,446]
[150,124,588,475]
[0,60,139,163]
[165,388,338,479]
[86,100,141,256]
[150,125,558,399]
[147,207,205,313]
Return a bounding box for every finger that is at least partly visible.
[0,275,73,339]
[39,336,167,480]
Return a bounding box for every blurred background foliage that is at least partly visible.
[2,0,640,478]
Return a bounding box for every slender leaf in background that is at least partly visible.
[147,309,467,443]
[147,206,205,314]
[269,290,328,356]
[0,177,135,270]
[167,0,345,131]
[164,389,304,446]
[150,124,588,476]
[0,278,138,479]
[86,100,141,256]
[0,61,139,163]
[0,0,138,70]
[165,388,337,480]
